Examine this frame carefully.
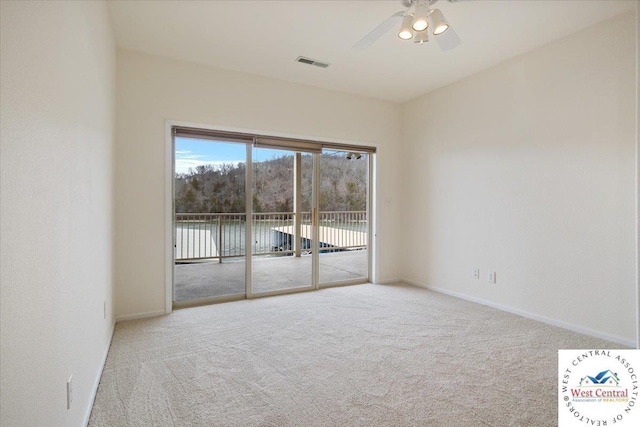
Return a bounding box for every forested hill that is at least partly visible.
[175,154,367,213]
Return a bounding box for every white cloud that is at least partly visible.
[175,151,242,174]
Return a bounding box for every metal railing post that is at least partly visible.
[293,153,302,257]
[218,216,223,264]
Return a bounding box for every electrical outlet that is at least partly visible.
[67,375,73,410]
[488,272,496,283]
[473,268,480,280]
[103,301,106,320]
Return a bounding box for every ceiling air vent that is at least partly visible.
[295,56,330,68]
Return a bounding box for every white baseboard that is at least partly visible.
[401,279,636,348]
[373,278,401,285]
[115,309,166,322]
[83,320,115,427]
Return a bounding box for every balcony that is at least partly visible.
[174,211,368,302]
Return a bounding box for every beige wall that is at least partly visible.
[401,12,637,345]
[636,1,639,348]
[114,50,403,318]
[0,1,116,426]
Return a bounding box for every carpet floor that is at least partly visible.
[89,283,620,426]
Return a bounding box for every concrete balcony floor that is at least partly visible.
[174,249,368,302]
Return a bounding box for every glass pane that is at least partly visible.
[251,148,313,293]
[173,137,246,302]
[318,150,368,284]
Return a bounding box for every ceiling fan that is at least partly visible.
[354,0,465,51]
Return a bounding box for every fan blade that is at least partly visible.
[353,11,404,50]
[434,26,461,51]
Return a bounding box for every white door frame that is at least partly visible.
[164,120,379,314]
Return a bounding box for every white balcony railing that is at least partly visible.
[175,211,367,261]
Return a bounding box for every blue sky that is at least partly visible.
[175,137,289,174]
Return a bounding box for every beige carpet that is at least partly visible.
[89,283,620,426]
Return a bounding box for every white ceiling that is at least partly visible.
[107,0,635,103]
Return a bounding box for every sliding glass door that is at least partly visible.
[173,137,247,304]
[172,127,372,307]
[251,148,315,295]
[318,149,369,285]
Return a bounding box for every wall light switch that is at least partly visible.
[488,272,496,283]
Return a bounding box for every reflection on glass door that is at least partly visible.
[173,137,246,304]
[251,147,314,294]
[318,150,369,285]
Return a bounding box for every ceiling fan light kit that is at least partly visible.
[398,13,415,40]
[399,2,450,42]
[354,0,463,51]
[412,4,430,32]
[430,9,450,35]
[413,29,429,45]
